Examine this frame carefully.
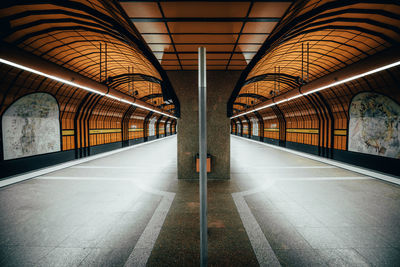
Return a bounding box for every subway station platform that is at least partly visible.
[1,136,399,266]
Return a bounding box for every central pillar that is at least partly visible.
[167,70,241,180]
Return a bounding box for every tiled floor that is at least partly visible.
[0,138,177,267]
[0,135,399,266]
[232,136,400,266]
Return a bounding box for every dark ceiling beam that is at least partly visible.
[131,17,280,22]
[237,93,268,101]
[106,73,162,89]
[243,72,301,87]
[140,93,163,101]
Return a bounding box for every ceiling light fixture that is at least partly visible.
[231,59,400,119]
[0,58,177,119]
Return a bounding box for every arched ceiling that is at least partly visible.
[228,0,400,116]
[0,0,179,116]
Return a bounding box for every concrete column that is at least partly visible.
[167,71,241,180]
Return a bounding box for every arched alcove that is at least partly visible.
[2,93,61,160]
[348,92,400,159]
[148,116,157,137]
[236,121,241,135]
[251,117,259,137]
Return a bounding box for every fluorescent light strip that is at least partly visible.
[231,60,400,119]
[0,58,177,119]
[0,58,105,96]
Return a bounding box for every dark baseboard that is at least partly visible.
[0,150,75,179]
[251,135,262,141]
[263,137,280,146]
[147,135,157,141]
[332,149,399,177]
[129,138,144,146]
[89,141,122,156]
[286,141,319,156]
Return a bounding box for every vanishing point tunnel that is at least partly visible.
[0,0,399,266]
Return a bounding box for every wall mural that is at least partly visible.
[348,92,400,159]
[236,122,241,134]
[148,116,157,136]
[2,93,61,160]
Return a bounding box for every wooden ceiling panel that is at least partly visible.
[161,2,250,18]
[133,22,168,33]
[142,34,171,44]
[161,60,180,66]
[242,22,278,33]
[149,44,173,52]
[120,2,162,18]
[228,66,246,70]
[208,60,229,66]
[238,34,268,44]
[175,44,234,52]
[206,54,231,60]
[230,59,248,65]
[160,53,178,60]
[168,22,242,34]
[177,60,197,65]
[163,65,182,70]
[236,44,261,53]
[250,2,292,17]
[228,53,244,59]
[178,53,198,60]
[172,34,238,44]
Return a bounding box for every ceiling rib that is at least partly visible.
[156,1,183,70]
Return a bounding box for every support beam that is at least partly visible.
[170,70,238,180]
[198,46,207,267]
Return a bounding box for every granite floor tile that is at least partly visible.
[329,227,391,248]
[0,246,53,267]
[275,249,327,266]
[316,248,370,267]
[78,247,132,267]
[295,227,348,249]
[36,247,91,267]
[355,247,400,266]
